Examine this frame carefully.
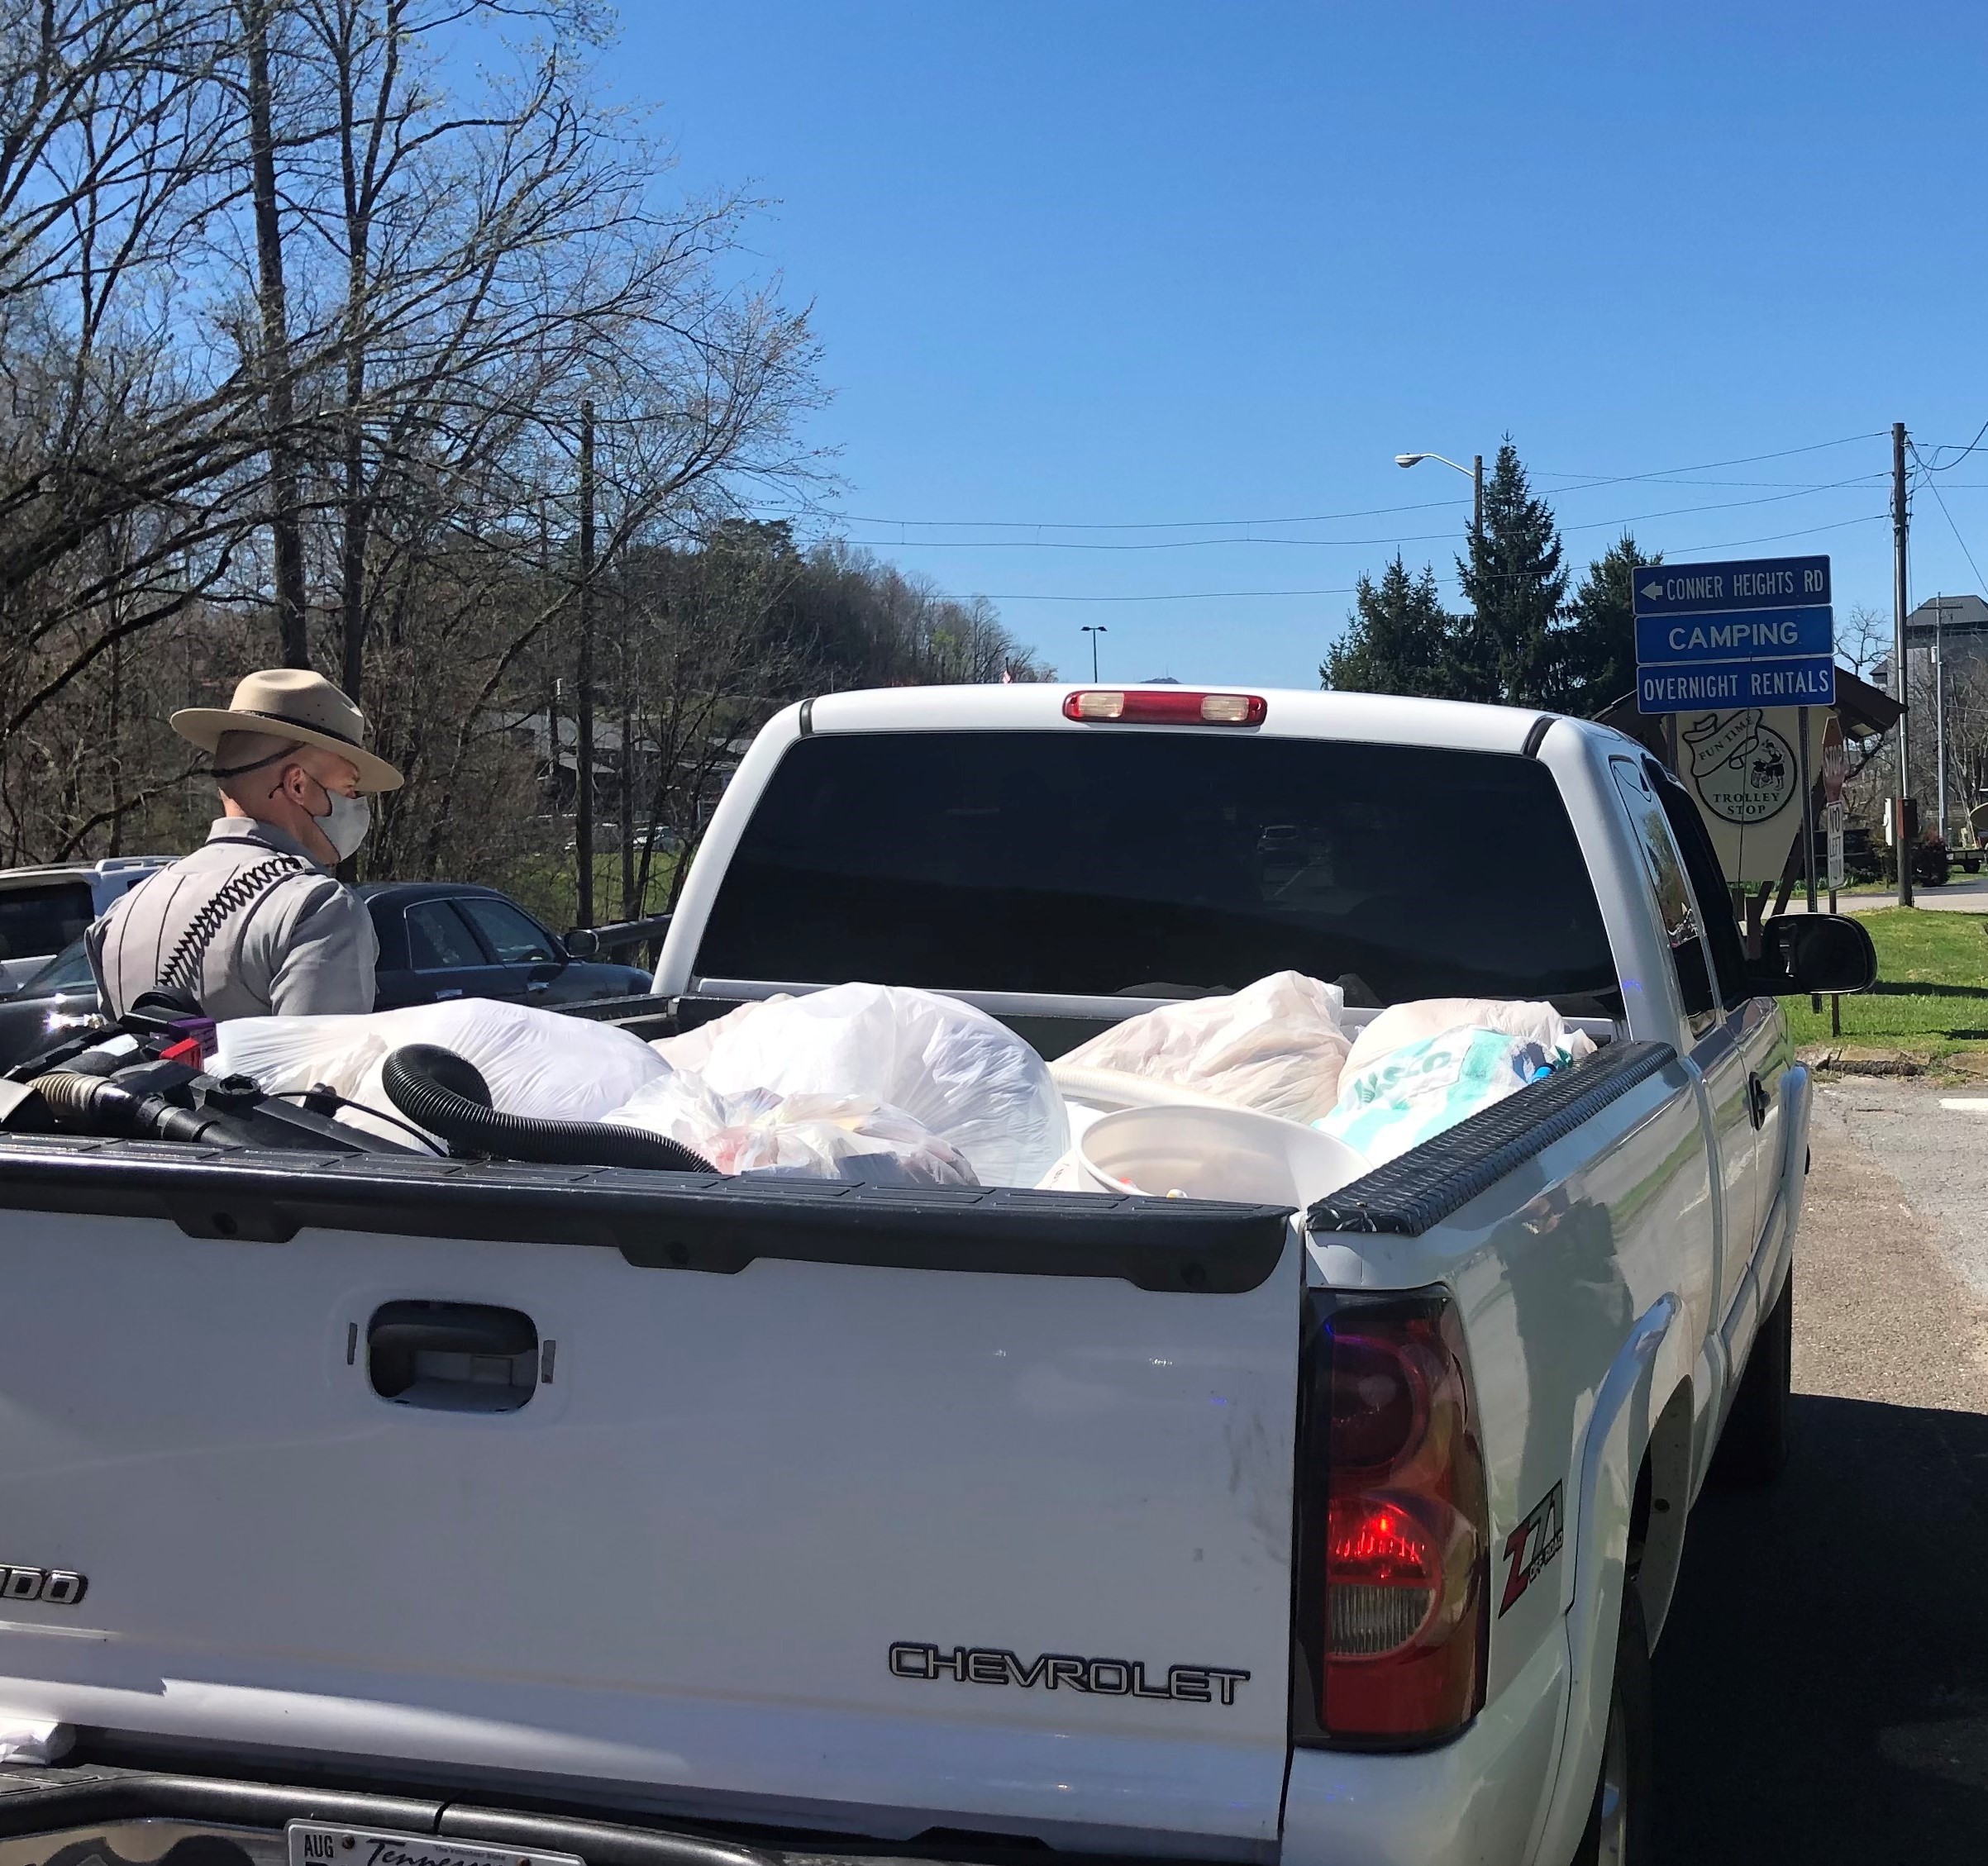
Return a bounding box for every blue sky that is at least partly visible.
[606,1,1988,688]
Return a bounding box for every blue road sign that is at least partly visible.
[1632,555,1831,616]
[1633,553,1834,714]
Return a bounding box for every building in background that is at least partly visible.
[1869,596,1988,844]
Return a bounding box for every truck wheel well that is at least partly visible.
[1628,1382,1694,1647]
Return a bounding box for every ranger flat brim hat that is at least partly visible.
[171,668,404,794]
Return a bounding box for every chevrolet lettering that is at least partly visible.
[889,1644,1251,1704]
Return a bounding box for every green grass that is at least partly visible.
[498,847,677,932]
[1784,907,1988,1053]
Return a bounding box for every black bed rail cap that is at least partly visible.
[1309,1038,1679,1238]
[0,1135,1292,1294]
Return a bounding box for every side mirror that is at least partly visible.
[564,927,600,960]
[1747,913,1877,997]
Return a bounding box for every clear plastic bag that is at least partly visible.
[216,997,667,1145]
[1054,970,1352,1124]
[1317,1026,1554,1166]
[1343,997,1595,1077]
[652,983,1067,1188]
[648,995,793,1074]
[609,1067,975,1187]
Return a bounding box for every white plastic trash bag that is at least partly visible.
[609,1068,975,1187]
[1343,997,1595,1078]
[1317,1026,1557,1167]
[648,995,793,1074]
[0,1718,72,1766]
[646,983,1067,1188]
[216,997,668,1145]
[1054,971,1352,1124]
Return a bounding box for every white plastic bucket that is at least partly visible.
[1077,1103,1368,1208]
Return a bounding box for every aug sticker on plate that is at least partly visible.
[287,1822,585,1866]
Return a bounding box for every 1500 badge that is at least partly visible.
[0,1565,85,1606]
[889,1644,1248,1704]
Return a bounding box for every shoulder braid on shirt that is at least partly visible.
[155,854,311,1001]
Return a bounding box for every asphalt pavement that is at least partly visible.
[1795,872,1988,913]
[1652,1078,1988,1861]
[1895,871,1988,914]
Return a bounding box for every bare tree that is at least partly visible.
[237,0,308,664]
[0,1,1051,896]
[1835,603,1891,682]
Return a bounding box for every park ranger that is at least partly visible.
[88,668,404,1020]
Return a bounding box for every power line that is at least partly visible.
[1532,430,1886,489]
[831,474,1881,555]
[1919,418,1988,473]
[1654,510,1890,555]
[779,494,1471,532]
[769,430,1886,534]
[1563,474,1886,489]
[964,512,1890,604]
[976,583,1363,603]
[1910,442,1988,590]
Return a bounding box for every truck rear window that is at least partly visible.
[696,731,1619,1008]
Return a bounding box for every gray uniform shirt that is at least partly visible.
[88,818,378,1020]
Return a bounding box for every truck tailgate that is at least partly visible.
[0,1147,1301,1853]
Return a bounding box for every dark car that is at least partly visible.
[0,940,101,1066]
[0,883,651,1068]
[359,883,651,1010]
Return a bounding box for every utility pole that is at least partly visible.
[1893,421,1914,907]
[1934,597,1948,843]
[575,398,597,927]
[243,0,308,669]
[1473,453,1484,539]
[620,627,636,921]
[547,676,560,816]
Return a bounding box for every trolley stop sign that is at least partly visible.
[1634,553,1835,714]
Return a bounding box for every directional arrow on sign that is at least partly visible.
[1640,580,1665,600]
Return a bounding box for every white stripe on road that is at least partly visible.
[1938,1097,1988,1111]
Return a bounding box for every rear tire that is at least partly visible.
[1567,1583,1653,1865]
[1710,1269,1792,1488]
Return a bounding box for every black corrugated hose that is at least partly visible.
[379,1044,715,1173]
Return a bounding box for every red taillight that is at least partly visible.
[1328,1497,1437,1583]
[1301,1292,1488,1745]
[1061,688,1267,726]
[1327,1497,1439,1654]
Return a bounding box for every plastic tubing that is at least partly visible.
[35,1071,244,1145]
[379,1044,715,1173]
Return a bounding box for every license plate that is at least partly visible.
[286,1822,586,1866]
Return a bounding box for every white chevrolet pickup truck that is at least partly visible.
[0,684,1873,1866]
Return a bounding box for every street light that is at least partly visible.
[1396,450,1485,536]
[1081,624,1108,681]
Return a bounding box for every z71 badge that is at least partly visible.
[1498,1483,1565,1617]
[890,1644,1248,1705]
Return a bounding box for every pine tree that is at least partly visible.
[1455,440,1567,707]
[1552,533,1659,716]
[1319,555,1454,696]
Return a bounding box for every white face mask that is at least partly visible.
[310,781,372,859]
